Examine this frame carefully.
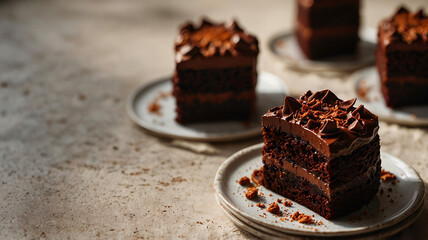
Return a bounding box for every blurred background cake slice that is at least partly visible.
[295,0,360,59]
[173,19,259,123]
[376,6,428,108]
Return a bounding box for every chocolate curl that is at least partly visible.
[304,119,320,129]
[308,90,327,102]
[395,6,409,15]
[299,90,313,102]
[352,105,366,118]
[339,98,357,111]
[348,119,365,134]
[319,119,340,137]
[414,9,425,19]
[282,96,302,115]
[179,22,194,33]
[200,18,213,28]
[345,116,356,126]
[178,44,200,58]
[231,34,251,51]
[321,90,339,105]
[231,34,253,52]
[228,20,243,32]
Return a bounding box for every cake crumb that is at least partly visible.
[148,91,171,116]
[251,168,263,185]
[381,169,396,181]
[238,176,250,186]
[276,39,286,48]
[267,202,280,214]
[291,211,314,224]
[277,199,282,203]
[357,79,370,101]
[284,200,293,207]
[148,101,161,115]
[245,187,258,199]
[256,203,265,208]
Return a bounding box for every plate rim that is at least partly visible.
[126,71,288,142]
[214,143,425,237]
[267,27,376,72]
[349,66,428,127]
[217,193,424,240]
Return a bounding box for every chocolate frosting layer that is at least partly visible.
[262,90,379,159]
[379,6,428,45]
[174,18,259,64]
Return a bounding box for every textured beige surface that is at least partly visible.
[0,0,427,239]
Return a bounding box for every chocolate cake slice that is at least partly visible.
[295,0,360,59]
[261,90,380,219]
[173,19,259,123]
[376,7,428,108]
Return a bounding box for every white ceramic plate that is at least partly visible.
[268,28,376,72]
[214,143,425,237]
[216,194,424,240]
[127,72,288,142]
[350,66,428,126]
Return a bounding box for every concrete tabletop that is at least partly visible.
[1,0,427,239]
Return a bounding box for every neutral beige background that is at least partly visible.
[0,0,427,239]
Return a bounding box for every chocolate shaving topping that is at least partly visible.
[383,6,428,44]
[339,98,357,110]
[201,44,217,57]
[320,119,340,137]
[264,90,378,140]
[175,18,259,62]
[282,96,302,115]
[262,90,379,158]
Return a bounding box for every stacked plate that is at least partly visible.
[214,143,425,239]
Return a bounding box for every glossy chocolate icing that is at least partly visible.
[379,6,428,45]
[262,90,379,159]
[174,18,259,68]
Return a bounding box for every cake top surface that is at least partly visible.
[263,90,379,158]
[380,7,428,44]
[175,19,259,63]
